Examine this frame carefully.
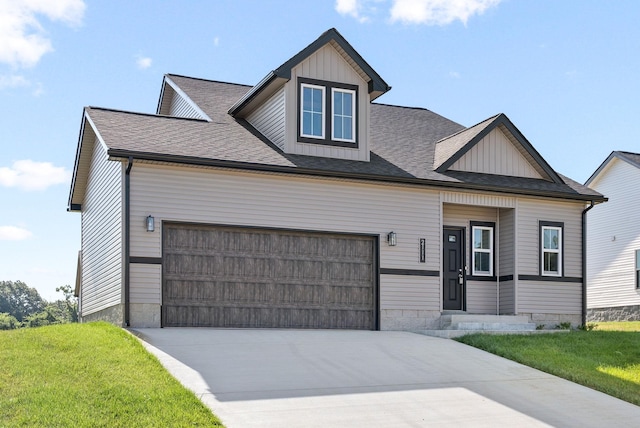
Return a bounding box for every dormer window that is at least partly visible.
[301,83,325,139]
[298,78,358,148]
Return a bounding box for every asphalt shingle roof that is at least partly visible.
[84,74,602,200]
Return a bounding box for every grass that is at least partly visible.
[456,324,640,406]
[593,321,640,331]
[0,322,223,427]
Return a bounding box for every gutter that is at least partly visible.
[124,157,133,327]
[106,149,607,204]
[581,201,595,327]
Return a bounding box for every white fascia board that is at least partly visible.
[164,76,212,121]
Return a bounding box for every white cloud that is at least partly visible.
[0,225,32,241]
[0,159,70,191]
[136,55,152,70]
[390,0,501,25]
[335,0,374,23]
[0,0,86,68]
[449,71,461,78]
[213,36,220,47]
[0,74,29,89]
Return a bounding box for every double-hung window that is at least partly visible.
[471,222,494,276]
[332,88,355,142]
[540,221,563,277]
[636,250,640,288]
[298,78,358,147]
[301,83,325,139]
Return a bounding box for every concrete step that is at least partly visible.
[415,329,570,339]
[449,322,536,331]
[441,314,532,325]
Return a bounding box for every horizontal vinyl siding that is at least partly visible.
[517,198,584,314]
[247,86,285,150]
[380,276,440,311]
[587,159,640,308]
[467,281,497,314]
[130,264,161,304]
[169,88,206,119]
[518,281,582,314]
[285,44,369,161]
[130,164,441,310]
[499,208,515,313]
[80,138,123,316]
[517,199,583,277]
[499,280,515,314]
[443,203,498,273]
[450,128,542,179]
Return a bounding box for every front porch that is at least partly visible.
[415,313,569,338]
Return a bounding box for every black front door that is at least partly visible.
[443,228,464,310]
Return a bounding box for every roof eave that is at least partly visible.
[106,149,605,203]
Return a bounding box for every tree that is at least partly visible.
[0,312,20,330]
[0,280,46,322]
[55,285,78,323]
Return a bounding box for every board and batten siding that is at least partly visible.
[450,128,543,179]
[129,163,441,311]
[246,86,286,151]
[80,139,124,316]
[284,43,370,161]
[587,158,640,309]
[516,199,584,314]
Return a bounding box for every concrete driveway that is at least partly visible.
[131,328,640,427]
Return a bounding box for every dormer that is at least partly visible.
[229,28,390,162]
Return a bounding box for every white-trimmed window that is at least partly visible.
[541,222,563,277]
[635,250,640,289]
[298,78,358,148]
[471,222,494,276]
[301,83,325,139]
[332,88,355,142]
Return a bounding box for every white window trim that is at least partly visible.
[541,225,563,277]
[472,225,494,276]
[300,83,325,140]
[331,87,356,143]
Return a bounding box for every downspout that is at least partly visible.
[124,157,133,327]
[581,201,595,327]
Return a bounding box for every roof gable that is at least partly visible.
[156,75,211,121]
[585,151,640,186]
[434,113,563,183]
[229,28,390,117]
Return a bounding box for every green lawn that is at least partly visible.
[0,322,223,427]
[456,324,640,406]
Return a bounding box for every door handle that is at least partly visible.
[458,269,464,285]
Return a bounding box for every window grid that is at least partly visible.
[472,225,493,276]
[332,88,355,142]
[300,84,325,139]
[541,225,562,276]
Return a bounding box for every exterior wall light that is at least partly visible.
[387,231,397,246]
[146,215,155,232]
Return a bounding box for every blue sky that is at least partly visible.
[1,0,639,301]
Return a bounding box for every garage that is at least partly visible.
[162,223,378,329]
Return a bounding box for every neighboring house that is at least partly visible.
[68,28,604,330]
[586,151,640,321]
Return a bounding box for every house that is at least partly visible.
[586,151,640,321]
[68,28,604,330]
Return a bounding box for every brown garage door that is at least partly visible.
[162,223,377,329]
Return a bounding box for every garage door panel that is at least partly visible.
[163,224,376,329]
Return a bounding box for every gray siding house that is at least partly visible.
[68,28,604,330]
[586,151,640,321]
